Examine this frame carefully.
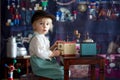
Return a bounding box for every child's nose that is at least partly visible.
[43,24,46,27]
[43,24,47,28]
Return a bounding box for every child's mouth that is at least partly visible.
[44,30,47,32]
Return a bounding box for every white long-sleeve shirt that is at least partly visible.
[29,32,52,60]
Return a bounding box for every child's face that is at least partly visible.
[32,18,52,34]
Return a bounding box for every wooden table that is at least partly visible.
[63,56,105,80]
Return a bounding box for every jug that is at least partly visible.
[7,36,17,58]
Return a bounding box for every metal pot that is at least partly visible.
[17,47,27,56]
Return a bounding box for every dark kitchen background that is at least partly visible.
[0,0,120,79]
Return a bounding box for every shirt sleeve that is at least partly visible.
[29,36,52,60]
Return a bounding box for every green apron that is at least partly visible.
[30,55,64,80]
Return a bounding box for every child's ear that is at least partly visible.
[32,25,35,30]
[33,26,36,30]
[32,23,36,31]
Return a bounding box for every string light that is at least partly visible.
[55,0,75,6]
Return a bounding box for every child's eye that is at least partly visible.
[39,23,43,25]
[46,23,49,25]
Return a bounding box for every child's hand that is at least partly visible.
[53,50,61,57]
[50,50,61,57]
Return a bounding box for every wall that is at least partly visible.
[54,19,120,53]
[1,0,120,58]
